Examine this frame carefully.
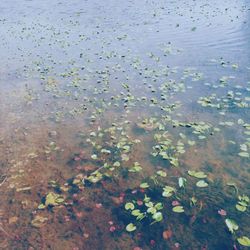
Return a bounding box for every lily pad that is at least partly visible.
[126,223,136,232]
[121,154,130,161]
[38,204,46,209]
[196,180,208,188]
[147,207,157,214]
[178,177,187,188]
[152,212,163,222]
[225,218,239,233]
[131,209,141,216]
[237,236,250,247]
[45,192,64,206]
[236,204,247,212]
[156,170,167,177]
[238,152,249,158]
[91,154,98,160]
[140,182,149,189]
[125,202,135,210]
[162,186,175,197]
[172,206,184,213]
[188,170,207,179]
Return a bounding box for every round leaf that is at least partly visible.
[196,180,208,188]
[172,206,184,213]
[237,236,250,247]
[126,223,136,232]
[125,202,135,210]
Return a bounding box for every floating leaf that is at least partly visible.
[156,170,167,177]
[113,161,120,167]
[172,206,184,213]
[121,154,130,161]
[125,202,135,210]
[129,162,142,172]
[91,154,98,160]
[140,182,149,189]
[45,192,64,206]
[126,223,136,232]
[196,180,208,188]
[162,186,175,197]
[143,195,151,203]
[178,177,187,188]
[238,152,249,158]
[240,195,249,203]
[147,207,157,214]
[155,202,163,210]
[236,204,246,212]
[188,171,207,179]
[38,204,46,209]
[225,219,239,233]
[188,140,196,146]
[131,209,141,216]
[152,212,163,222]
[237,236,250,247]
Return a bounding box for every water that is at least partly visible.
[0,0,249,249]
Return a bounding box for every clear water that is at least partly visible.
[0,0,249,249]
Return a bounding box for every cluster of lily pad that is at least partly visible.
[125,195,164,232]
[121,167,250,247]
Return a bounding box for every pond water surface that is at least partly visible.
[0,0,250,249]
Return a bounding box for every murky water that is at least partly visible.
[0,0,250,249]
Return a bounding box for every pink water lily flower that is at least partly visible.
[108,221,114,225]
[137,200,143,206]
[95,203,102,208]
[172,200,180,206]
[109,226,116,232]
[218,209,227,216]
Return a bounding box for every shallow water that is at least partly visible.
[0,0,250,249]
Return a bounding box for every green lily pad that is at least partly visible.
[38,204,46,209]
[147,207,157,214]
[162,186,175,197]
[45,192,64,206]
[188,170,207,179]
[129,164,142,172]
[196,180,208,188]
[121,154,130,161]
[131,209,141,216]
[126,223,136,232]
[125,202,135,210]
[172,206,184,213]
[225,219,239,233]
[156,170,167,177]
[152,212,163,222]
[236,204,247,212]
[178,177,187,188]
[237,236,250,247]
[155,202,163,210]
[238,152,249,158]
[113,161,121,167]
[91,154,98,160]
[140,182,149,189]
